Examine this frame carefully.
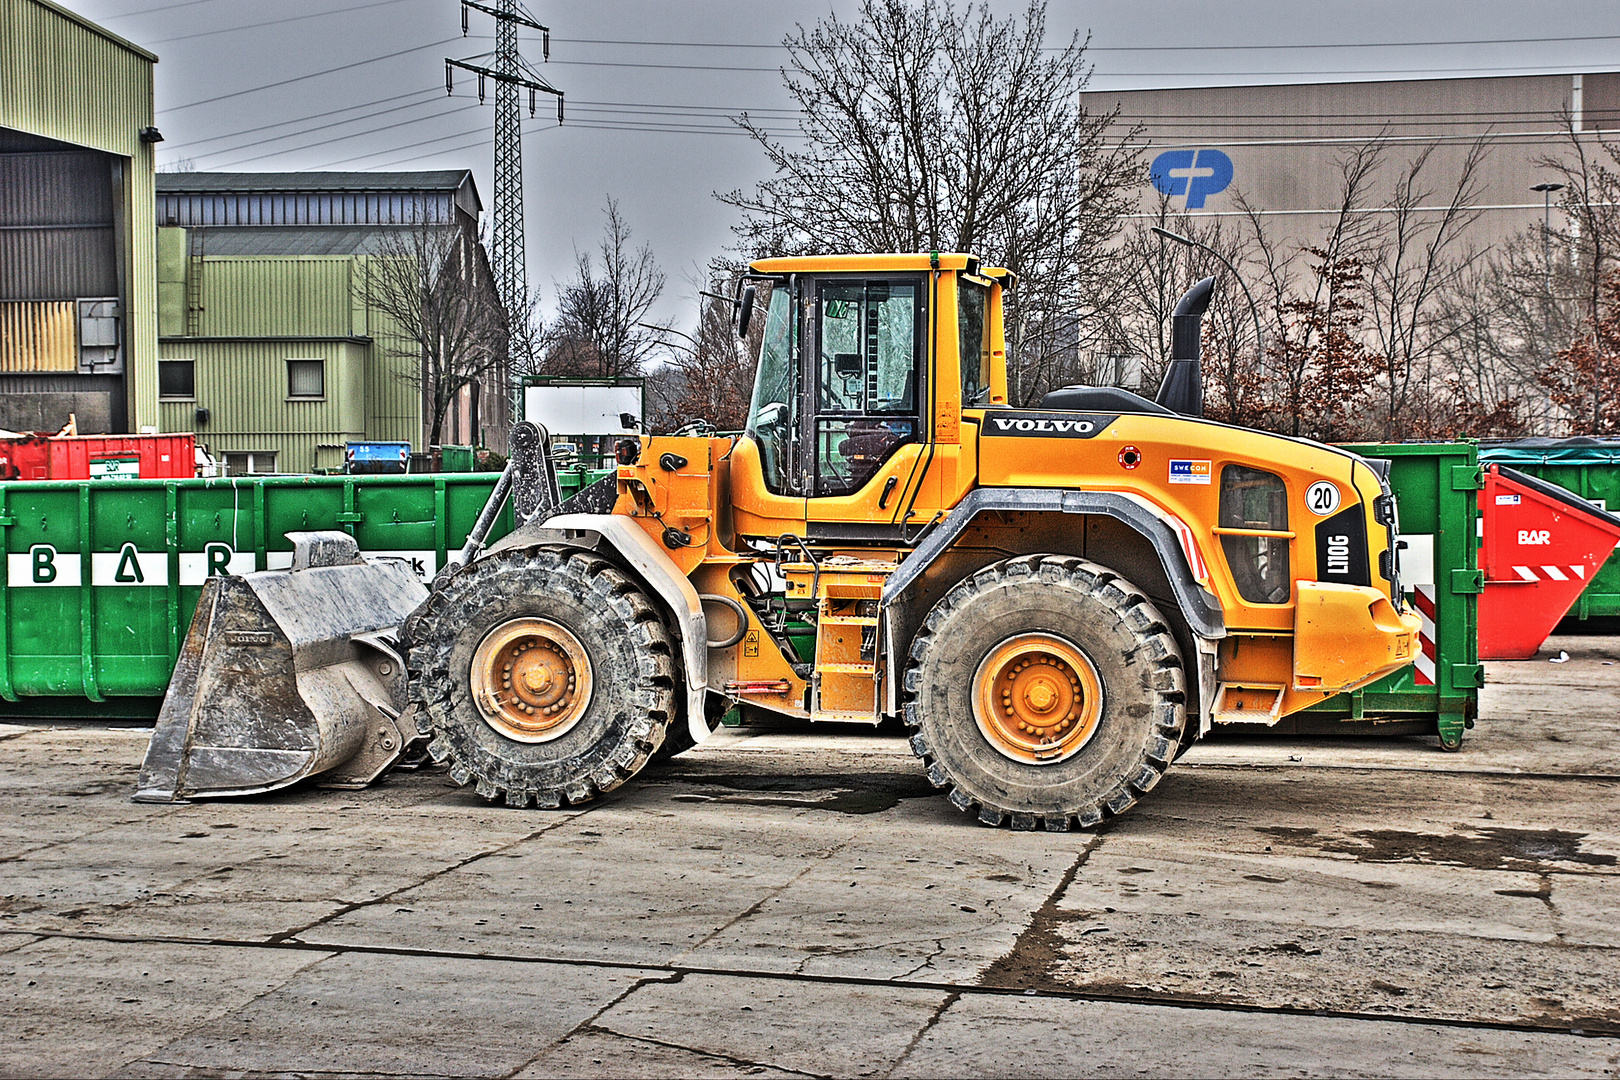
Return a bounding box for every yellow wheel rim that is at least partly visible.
[972,633,1104,765]
[470,617,593,743]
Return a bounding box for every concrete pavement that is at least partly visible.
[1,635,1617,1077]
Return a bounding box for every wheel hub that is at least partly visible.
[972,633,1104,765]
[470,617,594,743]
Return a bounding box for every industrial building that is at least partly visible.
[1086,71,1620,245]
[0,0,159,435]
[154,171,510,474]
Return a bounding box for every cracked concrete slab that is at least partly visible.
[0,936,325,1080]
[515,1026,811,1079]
[110,952,659,1080]
[1185,635,1620,777]
[892,991,1620,1079]
[0,643,1617,1077]
[578,972,948,1078]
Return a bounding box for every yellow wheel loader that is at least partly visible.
[139,252,1419,830]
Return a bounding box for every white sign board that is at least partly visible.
[524,384,642,437]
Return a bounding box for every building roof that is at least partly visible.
[197,225,456,257]
[155,170,482,228]
[156,171,475,195]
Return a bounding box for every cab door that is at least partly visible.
[800,275,927,538]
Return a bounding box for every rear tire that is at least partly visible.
[903,555,1186,830]
[405,547,677,808]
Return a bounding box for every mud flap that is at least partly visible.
[134,532,429,802]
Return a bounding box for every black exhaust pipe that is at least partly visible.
[1156,276,1214,418]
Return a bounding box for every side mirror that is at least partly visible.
[736,284,756,338]
[619,412,641,430]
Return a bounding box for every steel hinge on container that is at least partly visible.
[334,512,363,523]
[1449,568,1484,593]
[1450,663,1486,688]
[1450,465,1484,490]
[0,515,14,528]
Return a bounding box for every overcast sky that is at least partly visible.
[72,0,1620,335]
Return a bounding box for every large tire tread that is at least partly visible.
[902,554,1186,831]
[405,545,677,809]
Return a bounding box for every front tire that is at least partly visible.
[405,547,677,808]
[903,555,1186,830]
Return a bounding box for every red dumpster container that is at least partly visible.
[0,435,51,480]
[0,433,195,480]
[1478,464,1620,659]
[49,434,195,479]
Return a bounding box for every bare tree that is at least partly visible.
[1541,268,1620,434]
[1236,141,1385,440]
[719,0,1140,404]
[544,198,666,378]
[1535,112,1620,335]
[1363,137,1490,439]
[1094,195,1259,418]
[645,268,763,434]
[361,221,507,448]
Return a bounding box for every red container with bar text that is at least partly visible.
[1478,463,1620,659]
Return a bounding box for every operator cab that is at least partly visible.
[738,254,1011,540]
[746,273,924,498]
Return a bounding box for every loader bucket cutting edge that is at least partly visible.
[135,531,430,803]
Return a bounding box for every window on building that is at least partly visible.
[287,358,325,398]
[158,359,195,400]
[224,451,277,476]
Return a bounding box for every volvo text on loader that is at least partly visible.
[139,252,1420,830]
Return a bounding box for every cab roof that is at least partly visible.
[749,253,985,275]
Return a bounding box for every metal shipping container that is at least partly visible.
[1302,442,1483,748]
[1478,439,1620,623]
[0,473,510,718]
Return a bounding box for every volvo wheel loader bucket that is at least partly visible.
[135,532,430,802]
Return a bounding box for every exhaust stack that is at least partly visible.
[1156,276,1215,418]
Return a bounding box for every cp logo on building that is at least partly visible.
[1149,149,1234,209]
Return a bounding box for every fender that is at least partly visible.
[881,487,1226,641]
[487,513,711,747]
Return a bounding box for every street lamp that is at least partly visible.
[638,322,699,355]
[1151,226,1265,363]
[1532,182,1566,295]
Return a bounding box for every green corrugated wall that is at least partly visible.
[0,0,159,430]
[155,251,425,472]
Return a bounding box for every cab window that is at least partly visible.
[1219,465,1291,604]
[813,278,923,497]
[958,276,991,406]
[744,283,796,495]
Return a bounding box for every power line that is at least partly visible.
[167,93,797,171]
[144,0,413,45]
[538,54,1620,79]
[163,37,463,112]
[208,103,483,169]
[166,92,790,154]
[542,32,1620,53]
[307,114,808,172]
[97,0,224,20]
[161,86,442,153]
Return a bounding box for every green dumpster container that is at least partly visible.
[439,445,476,473]
[1478,438,1620,623]
[0,474,511,719]
[555,466,615,500]
[1295,442,1483,747]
